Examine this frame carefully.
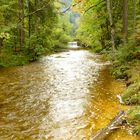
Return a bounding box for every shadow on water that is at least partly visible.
[0,50,139,140]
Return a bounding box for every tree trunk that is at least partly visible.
[34,0,38,33]
[139,0,140,14]
[27,0,31,38]
[122,0,128,44]
[133,0,136,39]
[106,0,116,51]
[27,0,31,48]
[18,0,24,49]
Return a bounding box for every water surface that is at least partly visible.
[0,50,139,140]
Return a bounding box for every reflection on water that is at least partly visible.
[0,50,139,140]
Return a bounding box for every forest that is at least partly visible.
[0,0,140,139]
[0,0,73,66]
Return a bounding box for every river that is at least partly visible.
[0,48,139,140]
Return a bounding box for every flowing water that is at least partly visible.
[0,48,139,140]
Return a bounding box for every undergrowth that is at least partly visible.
[107,43,140,136]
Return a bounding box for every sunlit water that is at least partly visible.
[0,49,139,140]
[68,42,79,49]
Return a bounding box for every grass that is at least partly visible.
[106,45,140,136]
[0,43,69,67]
[122,83,140,105]
[128,106,140,136]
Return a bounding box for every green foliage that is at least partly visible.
[92,45,103,53]
[107,43,140,79]
[0,0,72,67]
[133,126,140,136]
[109,44,140,134]
[76,0,108,50]
[0,49,28,67]
[110,65,129,79]
[129,94,140,105]
[122,83,140,104]
[128,107,140,124]
[74,0,140,136]
[128,106,140,136]
[51,15,72,50]
[127,61,140,83]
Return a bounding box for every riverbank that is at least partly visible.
[106,46,140,136]
[122,61,140,136]
[0,45,68,67]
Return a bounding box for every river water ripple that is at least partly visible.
[0,50,139,140]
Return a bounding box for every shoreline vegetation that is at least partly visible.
[0,1,73,67]
[0,44,69,67]
[74,0,140,136]
[78,41,140,136]
[107,46,140,136]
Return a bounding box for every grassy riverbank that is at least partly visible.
[0,0,74,67]
[0,43,69,67]
[106,45,140,136]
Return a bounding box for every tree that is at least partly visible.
[0,0,72,66]
[133,0,136,38]
[122,0,128,44]
[18,0,25,48]
[106,0,116,51]
[27,0,31,39]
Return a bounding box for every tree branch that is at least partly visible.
[61,0,82,14]
[61,6,71,13]
[84,0,104,14]
[24,0,52,18]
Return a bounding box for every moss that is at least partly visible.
[129,93,140,105]
[128,107,140,123]
[128,107,140,136]
[122,83,140,104]
[121,64,140,136]
[107,45,140,136]
[133,126,140,136]
[0,53,28,67]
[127,61,140,83]
[110,65,129,79]
[0,43,68,67]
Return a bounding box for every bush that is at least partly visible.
[122,83,140,104]
[107,43,140,79]
[129,93,140,105]
[133,126,140,136]
[127,61,140,83]
[110,65,129,79]
[128,107,140,136]
[0,52,28,67]
[107,43,140,136]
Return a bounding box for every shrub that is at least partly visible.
[128,107,140,136]
[122,83,140,104]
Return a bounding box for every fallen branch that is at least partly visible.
[91,111,126,140]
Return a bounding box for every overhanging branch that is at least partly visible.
[24,0,52,18]
[84,0,104,14]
